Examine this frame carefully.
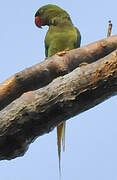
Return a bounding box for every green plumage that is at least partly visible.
[35,4,81,57]
[35,4,81,176]
[45,25,81,57]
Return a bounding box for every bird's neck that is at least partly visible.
[48,16,73,27]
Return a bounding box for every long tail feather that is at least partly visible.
[57,122,66,177]
[62,122,66,152]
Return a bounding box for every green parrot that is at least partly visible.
[35,4,81,174]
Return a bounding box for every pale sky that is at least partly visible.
[0,0,117,179]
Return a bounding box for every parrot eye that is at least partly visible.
[35,9,44,17]
[39,9,44,15]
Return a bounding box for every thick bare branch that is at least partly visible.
[0,35,117,110]
[0,49,117,160]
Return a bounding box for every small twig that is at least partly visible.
[107,20,112,37]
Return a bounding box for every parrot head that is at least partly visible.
[35,4,71,28]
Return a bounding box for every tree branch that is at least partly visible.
[0,35,117,110]
[0,48,117,160]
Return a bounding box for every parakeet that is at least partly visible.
[35,4,81,175]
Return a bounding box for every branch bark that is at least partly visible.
[0,47,117,160]
[1,35,117,110]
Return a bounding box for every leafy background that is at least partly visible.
[0,0,117,179]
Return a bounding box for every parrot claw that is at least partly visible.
[56,49,69,56]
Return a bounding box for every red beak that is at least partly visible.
[35,16,44,28]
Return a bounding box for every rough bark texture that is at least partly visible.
[0,35,117,110]
[0,49,117,160]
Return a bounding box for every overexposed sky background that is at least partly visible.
[0,0,117,179]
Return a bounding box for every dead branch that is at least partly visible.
[107,20,112,37]
[0,35,117,110]
[0,49,117,160]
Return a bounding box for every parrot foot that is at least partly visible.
[79,62,88,67]
[56,49,69,56]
